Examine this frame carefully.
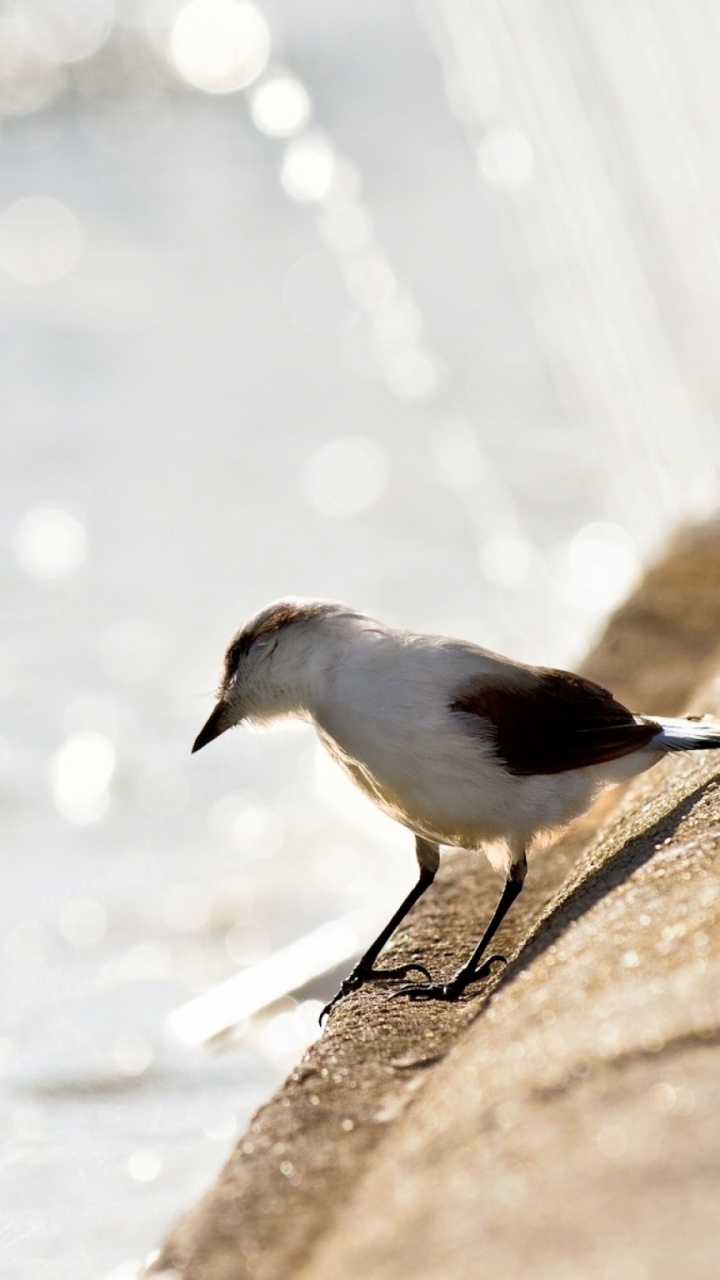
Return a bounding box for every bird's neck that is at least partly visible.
[253,627,352,727]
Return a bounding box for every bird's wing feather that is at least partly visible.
[449,667,659,775]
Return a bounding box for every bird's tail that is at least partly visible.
[647,715,720,753]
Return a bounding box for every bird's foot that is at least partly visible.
[391,954,507,1003]
[319,960,432,1023]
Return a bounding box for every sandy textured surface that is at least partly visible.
[148,519,720,1280]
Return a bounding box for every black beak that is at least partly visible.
[192,701,230,753]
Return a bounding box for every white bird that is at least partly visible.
[193,598,720,1016]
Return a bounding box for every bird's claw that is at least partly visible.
[319,972,363,1024]
[472,953,508,978]
[319,988,348,1025]
[390,953,508,1004]
[319,960,433,1024]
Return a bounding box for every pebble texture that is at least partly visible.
[149,518,720,1280]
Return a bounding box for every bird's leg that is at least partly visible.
[396,850,527,1003]
[320,837,438,1021]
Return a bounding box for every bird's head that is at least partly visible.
[192,597,355,753]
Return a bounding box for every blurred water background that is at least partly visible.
[3,1,720,1275]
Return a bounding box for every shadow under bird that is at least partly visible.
[193,598,720,1018]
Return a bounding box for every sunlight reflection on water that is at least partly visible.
[250,71,311,137]
[13,506,87,576]
[170,0,270,95]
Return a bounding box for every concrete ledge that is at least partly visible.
[149,518,720,1280]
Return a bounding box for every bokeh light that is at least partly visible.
[98,941,172,987]
[209,793,284,858]
[0,197,81,285]
[51,731,115,824]
[565,522,640,612]
[232,804,284,860]
[127,1148,161,1182]
[480,533,531,587]
[202,1112,237,1143]
[112,1037,154,1078]
[304,436,388,518]
[250,72,311,137]
[13,507,87,578]
[0,17,63,114]
[281,133,336,203]
[383,347,442,402]
[252,1000,323,1072]
[102,1260,147,1280]
[16,0,114,65]
[208,792,250,842]
[225,920,270,966]
[477,126,535,185]
[170,0,270,94]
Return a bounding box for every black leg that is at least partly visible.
[396,852,526,1003]
[320,837,438,1021]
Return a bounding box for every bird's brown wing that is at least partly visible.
[450,667,659,776]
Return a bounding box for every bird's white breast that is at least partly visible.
[311,628,604,855]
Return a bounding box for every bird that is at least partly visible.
[192,597,720,1018]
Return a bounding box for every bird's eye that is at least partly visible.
[228,640,245,668]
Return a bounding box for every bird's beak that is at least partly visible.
[192,700,231,753]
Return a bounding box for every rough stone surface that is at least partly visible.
[148,519,720,1280]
